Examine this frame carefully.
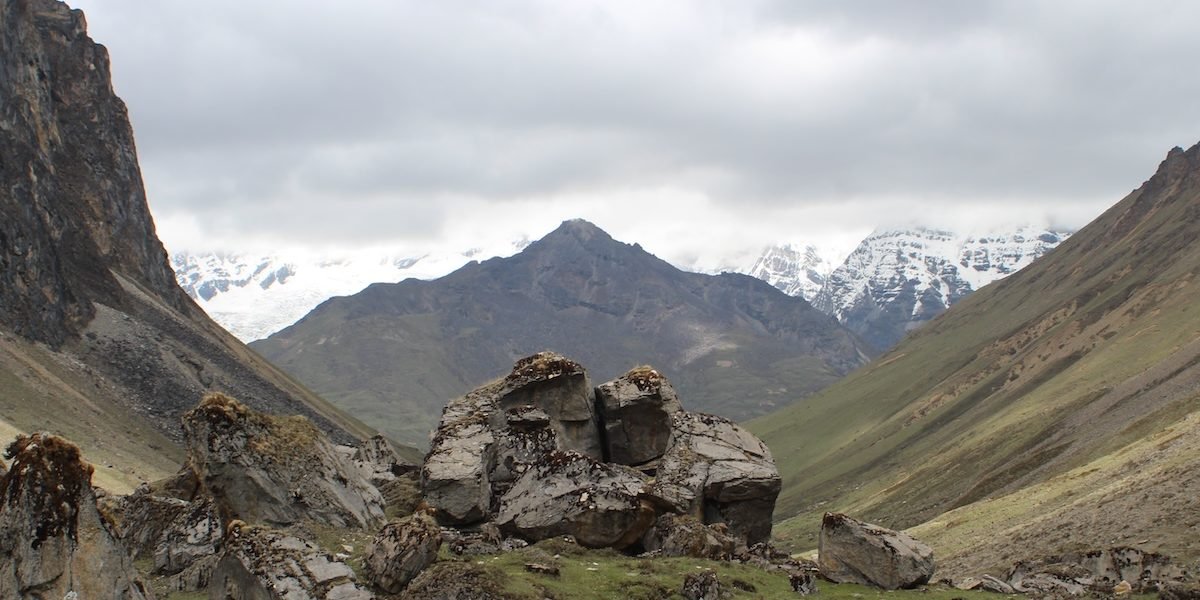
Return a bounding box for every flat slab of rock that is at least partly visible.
[818,512,934,590]
[595,366,683,465]
[183,393,384,529]
[495,450,655,548]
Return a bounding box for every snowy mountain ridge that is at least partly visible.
[808,225,1072,349]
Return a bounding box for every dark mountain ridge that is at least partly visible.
[255,219,874,446]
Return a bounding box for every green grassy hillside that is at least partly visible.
[750,143,1200,575]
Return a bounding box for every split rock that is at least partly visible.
[595,366,683,465]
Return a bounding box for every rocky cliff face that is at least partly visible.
[0,0,188,348]
[0,0,380,489]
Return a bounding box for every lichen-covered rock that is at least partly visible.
[423,384,497,525]
[647,412,781,544]
[818,512,934,590]
[595,366,683,465]
[0,433,152,599]
[183,393,385,529]
[153,498,222,576]
[681,569,724,600]
[495,352,602,459]
[364,513,442,593]
[495,450,656,549]
[209,524,372,600]
[401,561,518,600]
[641,513,738,560]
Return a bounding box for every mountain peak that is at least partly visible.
[546,218,613,242]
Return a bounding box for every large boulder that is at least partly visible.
[209,523,372,600]
[818,512,934,590]
[421,352,780,551]
[364,513,442,593]
[495,450,656,549]
[595,366,682,465]
[183,393,385,529]
[114,490,223,579]
[647,412,781,544]
[0,433,152,599]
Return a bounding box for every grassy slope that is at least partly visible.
[750,144,1200,571]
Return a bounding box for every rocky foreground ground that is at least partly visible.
[0,352,1197,598]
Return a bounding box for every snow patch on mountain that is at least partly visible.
[172,240,529,341]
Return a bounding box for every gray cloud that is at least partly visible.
[71,0,1200,255]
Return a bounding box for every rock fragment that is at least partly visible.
[364,513,442,593]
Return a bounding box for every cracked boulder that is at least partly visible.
[0,433,152,599]
[183,393,385,529]
[818,512,934,590]
[647,412,781,544]
[209,523,372,600]
[595,366,683,466]
[495,450,656,549]
[494,352,603,459]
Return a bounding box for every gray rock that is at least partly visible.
[153,498,222,576]
[401,561,516,600]
[790,572,819,595]
[818,512,934,590]
[495,450,656,549]
[354,434,417,486]
[183,393,385,530]
[495,352,603,459]
[423,384,497,525]
[641,513,737,560]
[648,412,781,544]
[595,366,683,465]
[0,433,152,599]
[208,523,372,600]
[364,514,442,593]
[681,570,724,600]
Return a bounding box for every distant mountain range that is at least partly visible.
[173,226,1068,351]
[249,219,873,447]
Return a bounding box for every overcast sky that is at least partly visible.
[71,0,1200,268]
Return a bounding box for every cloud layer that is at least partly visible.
[72,0,1200,263]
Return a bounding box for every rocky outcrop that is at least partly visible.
[209,523,372,600]
[422,354,781,550]
[183,393,385,529]
[1006,547,1192,595]
[364,513,442,593]
[495,450,656,549]
[647,413,781,544]
[595,366,682,465]
[818,513,934,590]
[0,433,151,599]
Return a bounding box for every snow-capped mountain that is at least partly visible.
[171,240,529,341]
[808,226,1071,350]
[743,243,833,300]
